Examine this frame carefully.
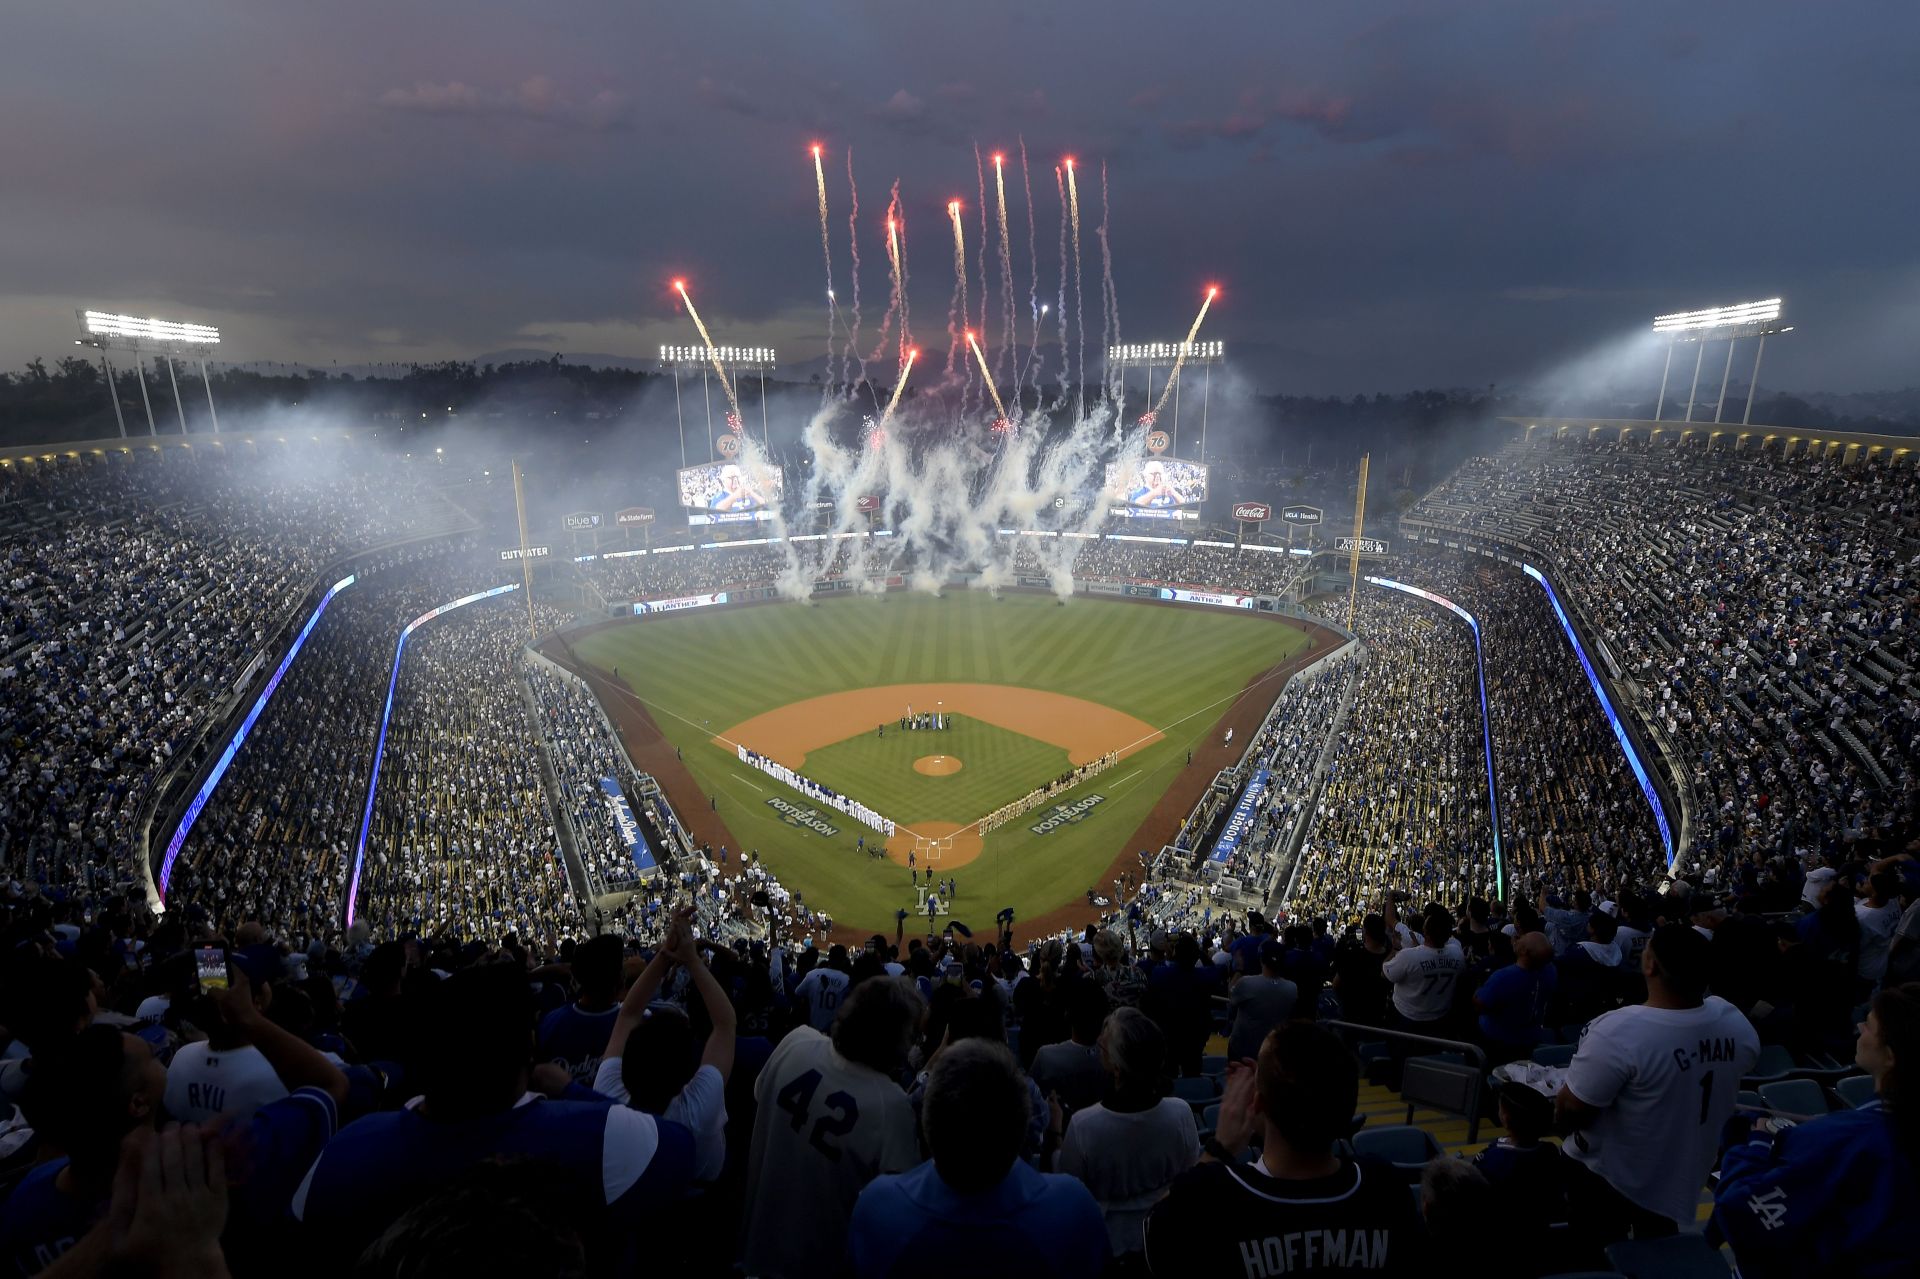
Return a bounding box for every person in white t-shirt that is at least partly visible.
[166,1038,290,1124]
[593,908,734,1185]
[1855,870,1902,989]
[1557,923,1760,1236]
[742,975,923,1279]
[794,947,854,1033]
[1056,1007,1200,1255]
[1382,909,1465,1028]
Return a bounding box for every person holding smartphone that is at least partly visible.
[165,947,291,1124]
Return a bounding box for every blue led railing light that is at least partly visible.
[345,583,519,929]
[1363,576,1505,901]
[158,574,358,900]
[1522,564,1676,864]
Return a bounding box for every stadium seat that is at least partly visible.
[1400,1054,1483,1142]
[1834,1074,1878,1109]
[1756,1078,1828,1120]
[1200,1053,1228,1078]
[1350,1124,1440,1175]
[1200,1102,1221,1135]
[1531,1043,1576,1067]
[1602,1233,1731,1277]
[1741,1044,1796,1084]
[1171,1076,1219,1112]
[1735,1090,1764,1114]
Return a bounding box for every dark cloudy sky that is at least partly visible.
[4,1,1916,395]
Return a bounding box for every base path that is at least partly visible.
[717,682,1160,771]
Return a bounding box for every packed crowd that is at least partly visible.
[1408,439,1920,878]
[353,595,578,950]
[163,553,507,941]
[526,662,653,896]
[1288,587,1494,923]
[1212,664,1355,894]
[2,851,1910,1278]
[1019,537,1310,596]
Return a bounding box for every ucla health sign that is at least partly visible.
[1211,767,1271,863]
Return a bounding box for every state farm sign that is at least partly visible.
[615,507,657,527]
[1231,502,1272,522]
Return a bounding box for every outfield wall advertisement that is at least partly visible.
[634,592,729,615]
[1161,587,1254,609]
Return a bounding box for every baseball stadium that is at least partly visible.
[4,18,1918,1274]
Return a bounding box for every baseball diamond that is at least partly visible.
[560,590,1316,937]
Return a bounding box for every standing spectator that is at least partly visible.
[1144,1024,1425,1274]
[742,976,921,1279]
[849,1040,1108,1278]
[1555,924,1760,1237]
[292,964,693,1268]
[1329,917,1391,1027]
[537,934,624,1085]
[1382,909,1464,1033]
[1030,983,1109,1118]
[1473,932,1557,1063]
[1143,934,1219,1077]
[794,944,854,1033]
[1056,1008,1200,1256]
[1712,983,1919,1278]
[1227,941,1299,1063]
[1856,871,1903,993]
[164,953,292,1124]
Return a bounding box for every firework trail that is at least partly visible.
[1098,160,1122,418]
[1019,139,1041,400]
[879,346,919,426]
[964,330,1010,423]
[1144,287,1218,422]
[974,145,990,406]
[1053,165,1069,411]
[1066,157,1085,420]
[845,149,866,394]
[992,151,1016,396]
[868,188,904,371]
[673,280,743,422]
[947,199,971,400]
[812,144,841,393]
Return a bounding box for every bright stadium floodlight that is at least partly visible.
[1649,297,1791,427]
[83,310,221,345]
[1651,297,1782,336]
[77,308,225,440]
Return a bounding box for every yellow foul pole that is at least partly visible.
[1346,453,1369,631]
[512,458,537,640]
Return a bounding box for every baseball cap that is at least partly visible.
[1257,939,1287,970]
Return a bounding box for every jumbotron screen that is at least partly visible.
[677,460,785,525]
[1105,457,1208,514]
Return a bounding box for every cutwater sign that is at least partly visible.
[767,796,840,837]
[1029,794,1106,835]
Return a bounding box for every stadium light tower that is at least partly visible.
[1649,298,1791,426]
[75,309,222,438]
[1104,340,1226,460]
[658,344,778,467]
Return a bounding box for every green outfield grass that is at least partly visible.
[571,593,1310,933]
[801,719,1072,825]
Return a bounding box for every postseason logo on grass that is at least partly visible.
[1028,794,1106,835]
[766,796,840,837]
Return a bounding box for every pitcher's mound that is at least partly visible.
[885,821,984,869]
[913,755,964,776]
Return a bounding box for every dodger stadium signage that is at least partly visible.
[1335,536,1391,555]
[1232,501,1272,522]
[499,545,551,562]
[1029,794,1106,835]
[564,511,602,532]
[1281,505,1324,526]
[615,507,656,527]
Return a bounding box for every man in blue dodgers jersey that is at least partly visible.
[536,933,624,1084]
[1,965,347,1277]
[1710,983,1919,1278]
[292,963,693,1269]
[1556,923,1760,1237]
[793,943,854,1033]
[1144,1023,1424,1276]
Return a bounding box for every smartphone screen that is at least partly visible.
[195,946,229,993]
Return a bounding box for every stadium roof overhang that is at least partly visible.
[1496,416,1920,459]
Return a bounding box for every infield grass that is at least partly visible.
[572,593,1309,933]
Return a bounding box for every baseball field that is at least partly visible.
[562,592,1317,937]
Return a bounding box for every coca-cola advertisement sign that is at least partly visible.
[1232,502,1272,523]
